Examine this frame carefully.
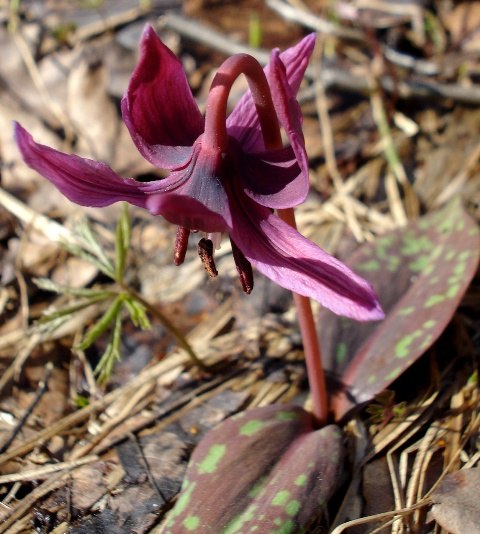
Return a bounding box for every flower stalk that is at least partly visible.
[278,208,328,425]
[205,53,328,425]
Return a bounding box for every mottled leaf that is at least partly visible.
[431,468,480,534]
[162,404,344,533]
[319,199,479,419]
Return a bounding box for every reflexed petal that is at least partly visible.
[227,34,316,154]
[229,192,384,321]
[275,33,316,94]
[236,146,306,209]
[15,123,148,208]
[268,49,309,197]
[146,140,232,233]
[121,25,204,169]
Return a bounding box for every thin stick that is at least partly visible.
[163,12,480,105]
[128,432,167,502]
[267,0,364,41]
[10,28,74,141]
[368,57,419,220]
[314,39,365,242]
[0,455,98,484]
[278,208,328,426]
[0,362,53,454]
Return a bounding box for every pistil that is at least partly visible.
[198,238,218,277]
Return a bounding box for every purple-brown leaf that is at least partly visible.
[320,199,479,419]
[162,404,344,533]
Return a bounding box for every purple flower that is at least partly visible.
[15,26,383,321]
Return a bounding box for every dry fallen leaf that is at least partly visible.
[431,468,480,534]
[441,2,480,51]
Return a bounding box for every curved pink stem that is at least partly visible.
[204,54,281,152]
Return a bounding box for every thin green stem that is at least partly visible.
[123,287,208,371]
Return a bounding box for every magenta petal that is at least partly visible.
[15,123,148,208]
[238,147,307,208]
[275,33,317,94]
[268,49,309,196]
[229,195,384,321]
[146,140,232,233]
[227,33,316,154]
[121,25,204,169]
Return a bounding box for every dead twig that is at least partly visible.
[369,68,419,221]
[128,432,168,503]
[0,362,54,455]
[162,12,480,107]
[302,69,480,105]
[161,12,270,64]
[0,455,98,484]
[266,0,364,41]
[313,39,365,242]
[9,28,74,141]
[0,187,87,250]
[330,501,428,534]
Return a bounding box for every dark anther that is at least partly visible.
[174,226,190,266]
[230,238,254,294]
[198,238,218,277]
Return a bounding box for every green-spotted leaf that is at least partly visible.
[162,405,344,533]
[320,199,479,420]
